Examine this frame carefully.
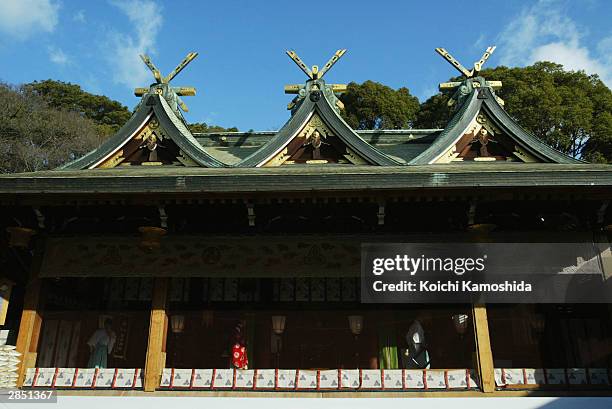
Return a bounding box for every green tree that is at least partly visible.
[24,80,132,135]
[188,122,239,133]
[416,62,612,162]
[340,80,420,129]
[0,83,102,173]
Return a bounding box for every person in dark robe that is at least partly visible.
[401,319,431,369]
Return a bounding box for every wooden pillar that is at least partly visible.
[0,279,15,326]
[472,303,495,393]
[143,278,168,392]
[15,239,45,388]
[15,277,42,387]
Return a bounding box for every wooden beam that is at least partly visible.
[472,303,495,393]
[143,278,168,392]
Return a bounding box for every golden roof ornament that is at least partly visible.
[435,46,504,108]
[284,49,348,113]
[134,52,198,115]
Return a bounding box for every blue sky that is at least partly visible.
[0,0,611,131]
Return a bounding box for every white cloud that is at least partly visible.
[498,0,612,86]
[473,33,486,51]
[597,35,612,67]
[106,0,163,89]
[48,46,69,65]
[73,10,86,23]
[0,0,59,40]
[418,85,438,103]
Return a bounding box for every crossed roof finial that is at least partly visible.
[435,46,496,79]
[434,46,503,105]
[283,50,349,112]
[134,52,199,113]
[286,49,347,80]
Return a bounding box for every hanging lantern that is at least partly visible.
[6,227,36,248]
[138,226,166,250]
[452,314,469,335]
[202,310,214,328]
[170,314,185,333]
[271,315,286,335]
[348,315,364,336]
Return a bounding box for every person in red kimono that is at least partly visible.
[231,321,248,369]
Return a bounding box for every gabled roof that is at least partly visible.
[236,79,403,167]
[62,93,226,169]
[411,81,582,165]
[195,129,440,165]
[57,47,589,171]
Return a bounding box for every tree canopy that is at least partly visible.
[339,80,420,129]
[0,83,102,173]
[188,122,239,133]
[0,80,239,173]
[416,62,612,162]
[25,80,132,136]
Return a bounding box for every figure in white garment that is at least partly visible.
[402,319,431,369]
[87,319,116,368]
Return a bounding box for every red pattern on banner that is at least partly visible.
[51,367,59,388]
[211,368,217,388]
[32,368,40,388]
[111,368,119,388]
[72,368,79,388]
[91,368,99,388]
[132,369,140,389]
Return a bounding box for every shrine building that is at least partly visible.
[0,46,611,397]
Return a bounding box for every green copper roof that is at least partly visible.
[195,129,439,164]
[1,164,610,198]
[236,79,403,167]
[411,86,582,165]
[61,93,227,169]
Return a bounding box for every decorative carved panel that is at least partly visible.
[435,112,542,163]
[97,116,183,168]
[264,113,368,166]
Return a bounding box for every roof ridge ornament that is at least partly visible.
[435,46,496,79]
[286,49,347,80]
[284,49,348,114]
[134,52,199,116]
[434,46,504,108]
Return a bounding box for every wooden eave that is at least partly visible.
[1,164,610,201]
